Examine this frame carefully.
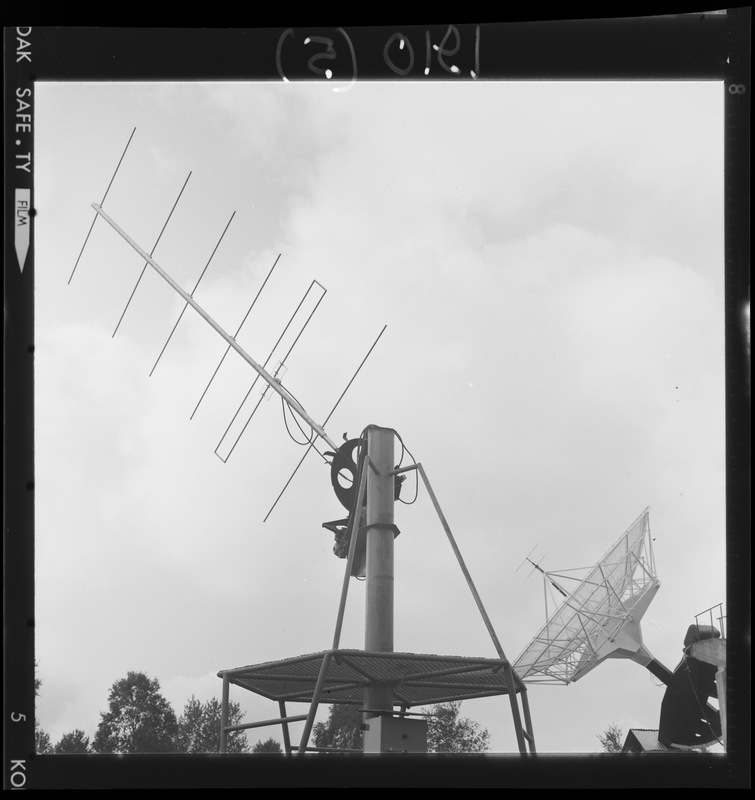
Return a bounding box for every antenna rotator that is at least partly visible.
[322,437,404,574]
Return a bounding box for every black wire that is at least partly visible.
[289,401,316,443]
[394,430,419,505]
[397,434,407,466]
[399,476,419,505]
[279,395,331,464]
[283,384,312,422]
[394,429,417,468]
[281,395,314,446]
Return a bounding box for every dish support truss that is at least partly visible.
[218,462,536,754]
[514,508,660,685]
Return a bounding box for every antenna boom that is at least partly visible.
[91,202,339,453]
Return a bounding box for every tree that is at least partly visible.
[426,701,490,753]
[311,702,491,753]
[34,661,53,754]
[35,728,53,754]
[252,737,283,753]
[311,704,363,751]
[54,729,91,754]
[597,723,624,753]
[177,696,249,754]
[92,671,179,753]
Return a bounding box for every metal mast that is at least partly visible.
[362,426,397,743]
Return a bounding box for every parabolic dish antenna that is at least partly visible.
[514,508,660,684]
[514,508,723,749]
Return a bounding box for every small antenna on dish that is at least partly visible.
[516,546,568,598]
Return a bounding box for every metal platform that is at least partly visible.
[219,648,523,708]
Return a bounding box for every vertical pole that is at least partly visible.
[279,700,292,755]
[219,673,230,753]
[297,652,333,753]
[363,426,395,746]
[519,686,537,753]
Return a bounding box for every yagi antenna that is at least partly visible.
[90,201,387,517]
[75,141,386,509]
[69,127,137,285]
[90,202,344,454]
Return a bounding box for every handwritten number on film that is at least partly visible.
[277,25,480,83]
[384,26,475,77]
[277,28,357,84]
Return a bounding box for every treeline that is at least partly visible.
[37,669,492,754]
[36,670,281,755]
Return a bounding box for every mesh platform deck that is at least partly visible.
[219,648,521,708]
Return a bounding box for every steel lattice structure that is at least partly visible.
[514,508,660,685]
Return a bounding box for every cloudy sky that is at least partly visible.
[33,78,726,755]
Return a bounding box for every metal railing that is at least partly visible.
[695,603,726,639]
